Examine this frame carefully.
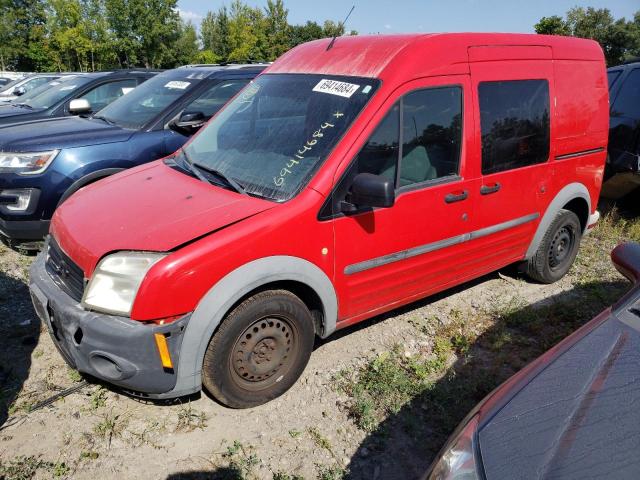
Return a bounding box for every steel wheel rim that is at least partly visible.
[548,225,575,270]
[230,315,298,391]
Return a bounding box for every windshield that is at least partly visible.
[96,73,203,129]
[0,77,28,95]
[182,74,379,201]
[16,76,78,104]
[24,76,92,109]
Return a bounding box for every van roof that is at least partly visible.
[266,33,604,79]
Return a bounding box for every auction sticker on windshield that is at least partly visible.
[313,79,360,98]
[165,81,190,90]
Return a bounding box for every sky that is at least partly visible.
[177,0,639,34]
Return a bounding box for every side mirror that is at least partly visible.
[14,86,26,97]
[170,111,207,134]
[342,173,395,212]
[611,242,640,284]
[69,98,92,114]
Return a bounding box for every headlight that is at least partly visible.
[82,252,165,316]
[427,415,480,480]
[0,150,59,175]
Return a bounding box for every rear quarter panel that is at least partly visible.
[552,58,609,213]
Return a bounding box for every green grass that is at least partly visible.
[0,456,69,480]
[176,402,208,432]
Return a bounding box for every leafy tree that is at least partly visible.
[174,21,199,66]
[0,1,22,71]
[264,0,290,60]
[535,7,640,66]
[201,6,231,61]
[10,0,48,71]
[534,15,570,35]
[226,0,266,62]
[289,21,324,48]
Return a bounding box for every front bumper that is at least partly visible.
[29,253,193,397]
[0,217,49,243]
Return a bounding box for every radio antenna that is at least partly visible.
[327,5,355,51]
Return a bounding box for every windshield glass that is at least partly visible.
[182,74,379,201]
[16,76,78,104]
[24,76,92,109]
[96,73,203,129]
[0,77,28,95]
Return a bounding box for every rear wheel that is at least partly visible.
[202,290,315,408]
[526,209,581,284]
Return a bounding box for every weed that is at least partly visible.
[89,387,107,410]
[315,464,345,480]
[0,456,68,480]
[67,368,82,383]
[220,441,260,479]
[94,409,127,448]
[79,451,99,461]
[307,427,332,454]
[273,473,304,480]
[288,429,302,438]
[176,402,208,431]
[32,350,43,359]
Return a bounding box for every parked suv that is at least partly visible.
[29,34,608,408]
[0,70,158,126]
[601,59,640,199]
[0,65,264,249]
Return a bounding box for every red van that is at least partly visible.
[29,34,608,408]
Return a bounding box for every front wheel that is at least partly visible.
[526,209,582,284]
[202,290,315,408]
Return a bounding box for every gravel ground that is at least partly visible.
[0,210,637,479]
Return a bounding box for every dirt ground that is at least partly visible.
[0,209,639,480]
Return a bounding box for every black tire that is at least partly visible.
[202,290,315,408]
[526,209,582,284]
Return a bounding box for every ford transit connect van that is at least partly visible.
[29,34,608,408]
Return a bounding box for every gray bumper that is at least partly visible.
[29,253,198,398]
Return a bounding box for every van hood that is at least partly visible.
[0,116,133,152]
[51,160,275,274]
[478,311,640,479]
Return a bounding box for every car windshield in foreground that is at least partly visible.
[181,73,380,202]
[23,76,92,109]
[95,73,203,129]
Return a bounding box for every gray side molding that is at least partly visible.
[525,182,591,259]
[171,256,338,395]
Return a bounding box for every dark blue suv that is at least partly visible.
[0,65,265,250]
[0,70,158,126]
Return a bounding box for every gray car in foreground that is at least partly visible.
[426,241,640,480]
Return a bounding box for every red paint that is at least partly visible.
[50,33,608,323]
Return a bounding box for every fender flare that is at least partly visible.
[171,256,338,395]
[525,182,591,259]
[57,168,125,207]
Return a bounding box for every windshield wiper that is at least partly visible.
[13,103,33,109]
[180,150,247,195]
[193,162,247,196]
[92,115,117,126]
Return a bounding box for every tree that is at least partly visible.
[535,7,640,66]
[174,20,199,66]
[201,6,231,61]
[0,1,22,71]
[289,21,324,48]
[226,0,266,62]
[10,0,48,71]
[264,0,290,60]
[534,15,570,36]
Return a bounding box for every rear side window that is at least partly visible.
[612,69,640,119]
[479,80,550,175]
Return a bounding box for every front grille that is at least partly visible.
[45,237,85,302]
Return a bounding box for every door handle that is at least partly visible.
[444,190,468,204]
[480,182,501,195]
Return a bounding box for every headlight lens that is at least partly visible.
[428,415,480,480]
[0,150,59,175]
[82,252,165,316]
